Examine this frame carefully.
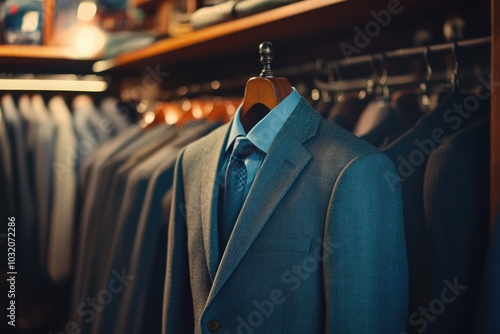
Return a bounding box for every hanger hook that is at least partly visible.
[369,54,388,84]
[314,58,330,82]
[313,58,332,101]
[332,63,343,83]
[378,53,391,100]
[378,53,388,87]
[421,46,432,110]
[369,54,389,99]
[423,46,432,84]
[315,58,326,72]
[451,41,460,90]
[367,54,380,94]
[332,63,346,102]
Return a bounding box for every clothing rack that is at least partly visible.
[313,36,491,92]
[325,36,491,68]
[314,72,456,93]
[166,36,491,99]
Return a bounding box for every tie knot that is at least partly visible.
[231,137,256,160]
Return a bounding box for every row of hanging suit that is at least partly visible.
[70,97,243,334]
[70,81,491,333]
[71,119,225,334]
[0,77,498,333]
[0,92,224,332]
[0,94,130,302]
[313,81,495,333]
[135,82,495,333]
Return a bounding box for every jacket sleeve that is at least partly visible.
[324,152,409,333]
[162,148,195,334]
[424,144,489,334]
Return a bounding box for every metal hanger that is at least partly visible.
[450,41,460,92]
[420,46,432,111]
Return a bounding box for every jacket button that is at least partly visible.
[208,319,220,332]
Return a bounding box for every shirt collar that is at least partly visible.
[226,87,300,154]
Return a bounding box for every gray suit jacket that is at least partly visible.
[89,123,218,334]
[163,98,408,333]
[72,125,164,328]
[31,95,56,275]
[3,95,38,297]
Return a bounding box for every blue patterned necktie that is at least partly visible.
[220,137,256,252]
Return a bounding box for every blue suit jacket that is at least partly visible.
[424,117,490,334]
[163,98,409,333]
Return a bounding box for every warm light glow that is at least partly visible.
[21,11,39,32]
[311,89,320,101]
[77,2,98,22]
[226,104,236,115]
[192,106,203,119]
[0,79,107,92]
[211,81,220,90]
[69,25,107,58]
[181,100,191,112]
[143,111,155,124]
[177,86,188,96]
[137,102,147,113]
[164,113,179,125]
[203,102,214,113]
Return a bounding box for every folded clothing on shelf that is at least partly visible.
[190,0,300,30]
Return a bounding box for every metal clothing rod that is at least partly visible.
[170,36,490,98]
[330,36,491,68]
[315,72,452,93]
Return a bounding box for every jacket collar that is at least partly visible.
[200,98,321,306]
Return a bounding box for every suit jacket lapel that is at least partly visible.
[207,99,321,305]
[200,123,231,281]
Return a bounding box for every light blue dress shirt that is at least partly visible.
[222,87,300,199]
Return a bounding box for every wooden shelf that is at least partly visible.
[93,0,349,72]
[92,0,452,74]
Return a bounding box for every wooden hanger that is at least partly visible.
[143,102,184,129]
[206,97,241,124]
[240,41,292,133]
[176,99,209,127]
